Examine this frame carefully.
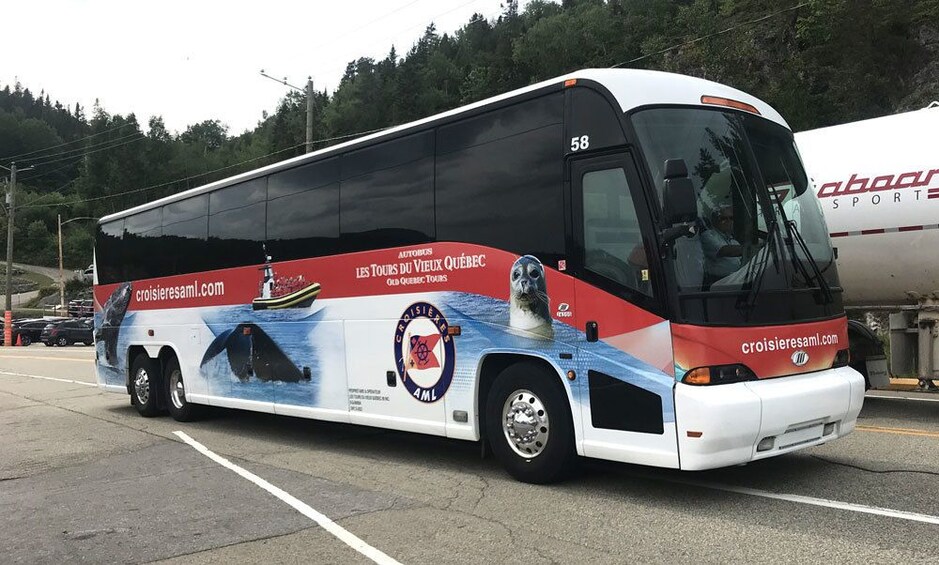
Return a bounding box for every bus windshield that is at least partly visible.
[631,107,842,325]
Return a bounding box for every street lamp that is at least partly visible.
[260,69,315,153]
[58,215,97,315]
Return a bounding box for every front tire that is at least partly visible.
[56,336,69,347]
[130,354,161,417]
[165,357,202,422]
[486,362,577,484]
[20,335,31,346]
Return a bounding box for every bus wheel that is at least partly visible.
[165,357,202,422]
[485,362,577,484]
[130,354,161,417]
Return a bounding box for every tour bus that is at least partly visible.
[94,69,864,483]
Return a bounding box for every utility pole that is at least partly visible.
[306,77,314,153]
[260,69,315,153]
[2,161,33,346]
[58,214,64,311]
[3,163,16,346]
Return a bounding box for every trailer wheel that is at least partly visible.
[130,354,161,417]
[485,362,577,484]
[165,357,202,422]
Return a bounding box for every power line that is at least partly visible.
[0,122,135,161]
[25,134,146,169]
[309,0,427,52]
[19,130,144,164]
[611,2,809,68]
[20,126,390,211]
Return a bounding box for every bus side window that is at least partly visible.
[582,168,652,296]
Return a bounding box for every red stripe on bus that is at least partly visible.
[860,229,886,235]
[829,232,850,238]
[898,225,924,232]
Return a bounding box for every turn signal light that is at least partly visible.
[832,348,850,368]
[564,79,577,88]
[701,95,761,115]
[682,364,757,386]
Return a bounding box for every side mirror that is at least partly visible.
[662,159,697,226]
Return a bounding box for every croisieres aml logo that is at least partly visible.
[394,301,456,403]
[135,280,225,302]
[741,332,838,355]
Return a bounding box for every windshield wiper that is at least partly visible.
[737,213,782,313]
[785,219,833,304]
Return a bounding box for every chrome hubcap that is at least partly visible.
[502,389,549,458]
[169,369,186,410]
[134,368,150,405]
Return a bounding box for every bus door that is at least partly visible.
[570,153,680,468]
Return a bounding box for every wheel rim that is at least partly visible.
[57,337,67,346]
[169,369,186,410]
[134,367,150,406]
[502,389,550,458]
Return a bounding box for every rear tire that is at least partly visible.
[485,362,577,484]
[130,354,161,417]
[20,335,31,346]
[165,357,202,422]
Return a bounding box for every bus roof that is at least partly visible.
[100,68,786,224]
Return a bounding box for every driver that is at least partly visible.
[702,205,743,280]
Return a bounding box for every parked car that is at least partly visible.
[41,318,94,346]
[10,318,66,346]
[68,299,93,318]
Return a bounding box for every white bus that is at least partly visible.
[94,69,864,483]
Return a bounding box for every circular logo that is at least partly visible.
[791,350,809,367]
[394,302,456,403]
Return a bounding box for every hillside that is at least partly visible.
[2,0,937,269]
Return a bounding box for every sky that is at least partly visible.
[4,0,536,136]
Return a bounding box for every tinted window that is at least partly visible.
[438,95,558,154]
[208,202,266,270]
[340,133,435,252]
[124,209,163,280]
[582,168,651,295]
[268,158,339,199]
[267,182,340,260]
[210,178,266,214]
[164,195,208,223]
[436,96,565,261]
[161,195,208,277]
[342,132,433,179]
[96,220,123,284]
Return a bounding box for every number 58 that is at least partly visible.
[570,135,590,152]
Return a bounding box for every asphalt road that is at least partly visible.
[2,347,938,564]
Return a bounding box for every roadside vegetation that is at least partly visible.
[2,0,937,269]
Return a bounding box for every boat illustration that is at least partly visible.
[252,248,321,311]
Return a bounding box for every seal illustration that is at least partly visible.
[201,323,308,382]
[95,282,132,367]
[508,255,553,339]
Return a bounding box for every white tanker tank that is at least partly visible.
[795,104,939,386]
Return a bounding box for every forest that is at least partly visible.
[1,0,937,269]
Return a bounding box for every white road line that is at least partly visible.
[0,370,96,387]
[667,477,939,526]
[866,393,939,403]
[173,431,402,565]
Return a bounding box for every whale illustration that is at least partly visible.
[95,282,132,367]
[201,323,307,382]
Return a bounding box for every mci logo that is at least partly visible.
[791,350,810,367]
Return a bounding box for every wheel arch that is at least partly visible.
[474,351,582,453]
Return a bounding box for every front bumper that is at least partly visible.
[675,366,865,470]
